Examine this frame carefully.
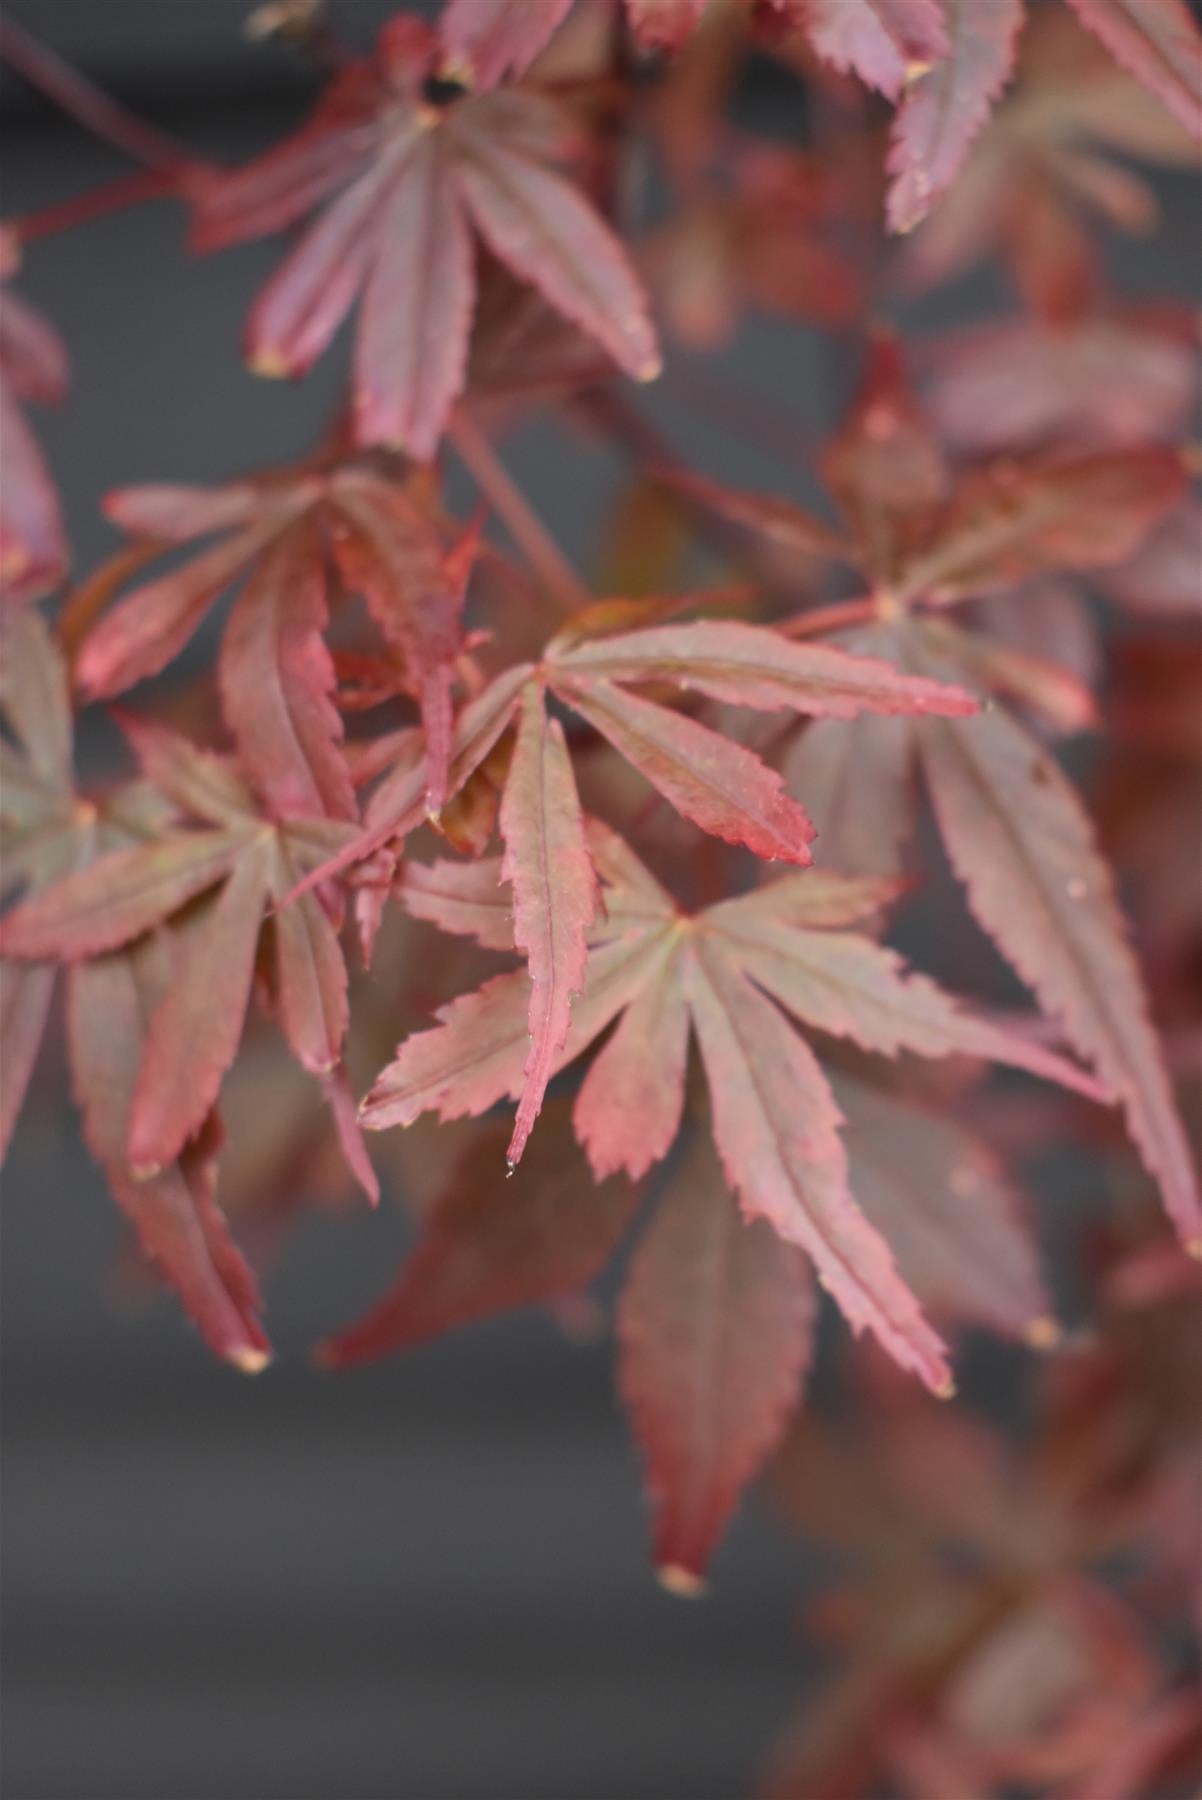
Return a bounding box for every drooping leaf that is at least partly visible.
[916,686,1202,1251]
[887,0,1024,233]
[321,1104,637,1364]
[619,1130,815,1588]
[498,683,597,1165]
[1064,0,1202,137]
[68,933,270,1369]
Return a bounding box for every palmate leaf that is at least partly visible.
[191,16,660,459]
[0,614,273,1363]
[674,344,1197,1242]
[79,460,474,811]
[1,716,370,1188]
[618,1130,816,1589]
[361,822,1101,1393]
[288,615,977,1154]
[310,614,976,887]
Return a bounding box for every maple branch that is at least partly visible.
[14,168,178,244]
[0,18,200,176]
[449,413,592,613]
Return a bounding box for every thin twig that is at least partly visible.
[0,17,199,175]
[449,412,592,613]
[14,168,178,244]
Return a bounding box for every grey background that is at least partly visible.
[1,6,1198,1799]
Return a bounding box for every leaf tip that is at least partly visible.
[934,1373,956,1401]
[657,1562,708,1599]
[1023,1315,1062,1352]
[248,346,294,380]
[1186,1237,1202,1262]
[229,1345,272,1375]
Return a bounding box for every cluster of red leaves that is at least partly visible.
[2,0,1200,1595]
[763,1223,1202,1799]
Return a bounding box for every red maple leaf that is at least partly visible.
[1,706,374,1201]
[75,456,480,814]
[190,12,660,459]
[289,607,980,1161]
[671,338,1200,1252]
[0,609,273,1365]
[357,819,1101,1390]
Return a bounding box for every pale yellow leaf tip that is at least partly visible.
[248,347,292,379]
[638,354,664,384]
[904,58,933,85]
[935,1375,956,1401]
[230,1346,272,1375]
[657,1563,708,1599]
[1186,1237,1202,1261]
[1024,1316,1062,1352]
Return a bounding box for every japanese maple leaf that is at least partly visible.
[190,11,660,460]
[925,304,1200,454]
[290,610,979,1165]
[678,338,1200,1251]
[898,11,1199,315]
[0,710,373,1194]
[0,609,270,1366]
[75,457,476,813]
[0,242,69,604]
[358,817,1102,1398]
